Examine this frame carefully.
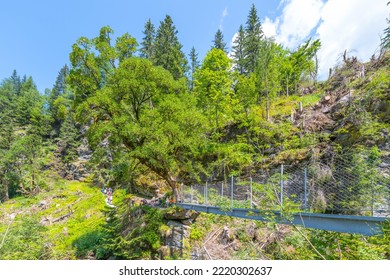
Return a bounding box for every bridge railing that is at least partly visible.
[180,156,390,217]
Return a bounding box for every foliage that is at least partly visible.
[279,39,321,95]
[194,48,236,129]
[1,4,390,261]
[188,46,200,90]
[153,15,188,80]
[212,29,227,52]
[139,18,155,60]
[381,2,390,50]
[338,147,388,214]
[68,26,138,104]
[48,65,72,127]
[100,206,164,259]
[0,216,49,260]
[57,115,80,165]
[0,72,52,200]
[76,57,207,194]
[0,181,108,260]
[232,25,246,75]
[243,4,263,74]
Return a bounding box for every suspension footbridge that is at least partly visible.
[177,159,390,236]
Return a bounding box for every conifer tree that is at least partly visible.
[51,65,69,99]
[10,70,21,95]
[232,25,246,74]
[212,29,227,52]
[15,77,42,126]
[49,65,70,127]
[140,19,155,60]
[153,15,188,79]
[57,115,80,165]
[243,4,263,74]
[189,46,199,90]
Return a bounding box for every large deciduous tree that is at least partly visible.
[76,56,206,199]
[194,48,236,130]
[68,26,138,104]
[280,39,321,95]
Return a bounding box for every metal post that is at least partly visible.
[231,176,234,209]
[250,177,253,208]
[170,226,175,257]
[190,185,193,204]
[280,165,284,209]
[205,181,208,205]
[204,182,206,205]
[304,168,307,210]
[371,179,374,217]
[221,182,224,198]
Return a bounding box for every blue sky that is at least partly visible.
[0,0,387,92]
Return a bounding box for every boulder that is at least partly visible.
[164,208,199,221]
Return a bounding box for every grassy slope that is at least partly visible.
[0,180,126,259]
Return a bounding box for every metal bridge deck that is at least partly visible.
[176,203,387,236]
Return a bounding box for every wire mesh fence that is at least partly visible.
[180,155,390,217]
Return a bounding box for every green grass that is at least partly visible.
[0,180,124,259]
[254,92,323,119]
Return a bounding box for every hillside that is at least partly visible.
[0,179,128,259]
[1,50,389,260]
[1,3,389,260]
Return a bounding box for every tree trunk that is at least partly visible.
[173,187,179,203]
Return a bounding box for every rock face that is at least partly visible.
[77,138,92,162]
[164,208,200,223]
[60,137,92,181]
[161,208,200,259]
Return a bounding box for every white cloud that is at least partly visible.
[222,7,228,18]
[316,0,388,79]
[276,0,324,48]
[229,32,238,50]
[263,17,279,38]
[219,7,229,30]
[259,0,388,79]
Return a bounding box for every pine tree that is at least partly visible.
[243,4,263,74]
[52,65,69,98]
[10,70,21,95]
[15,77,42,126]
[189,47,200,90]
[49,65,70,119]
[153,15,188,79]
[140,19,155,60]
[57,115,80,165]
[232,25,246,74]
[48,65,73,131]
[212,29,227,52]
